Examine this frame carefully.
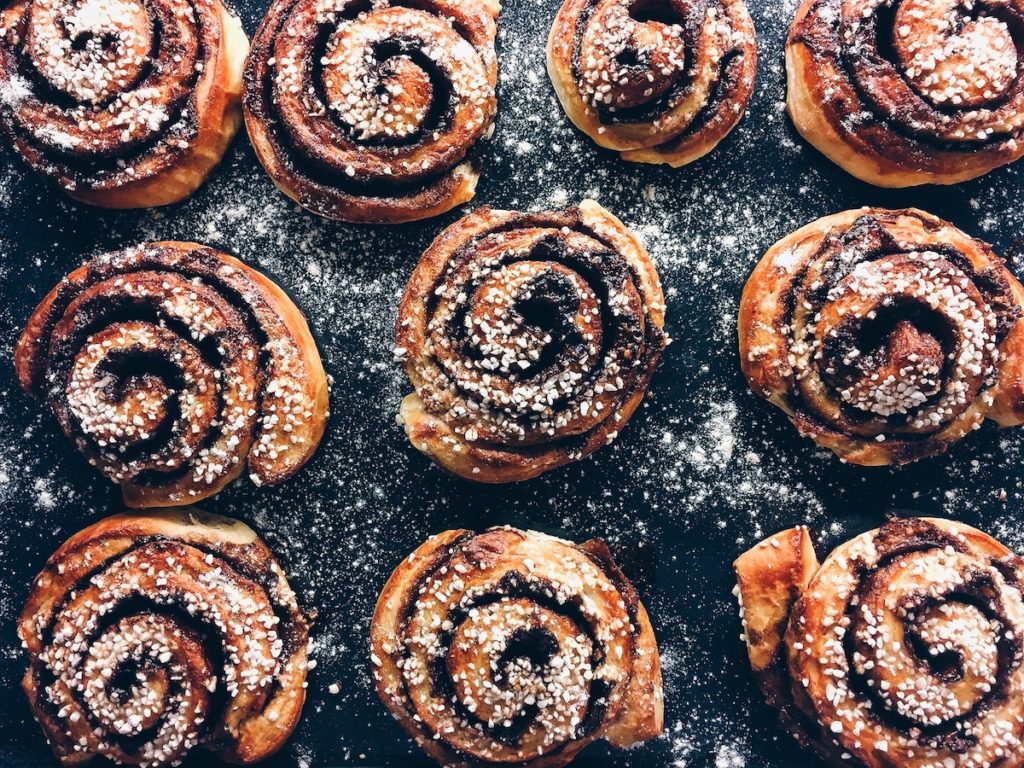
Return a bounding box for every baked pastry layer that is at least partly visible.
[244,0,499,223]
[15,241,330,507]
[371,526,663,768]
[0,0,248,207]
[739,207,1024,465]
[19,509,311,767]
[786,0,1024,187]
[547,0,757,167]
[394,200,666,483]
[735,517,1024,768]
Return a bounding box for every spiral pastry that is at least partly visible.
[371,527,663,768]
[15,241,330,507]
[735,517,1024,768]
[547,0,757,167]
[394,200,666,484]
[787,0,1024,187]
[19,509,311,768]
[0,0,248,208]
[738,208,1024,466]
[243,0,498,224]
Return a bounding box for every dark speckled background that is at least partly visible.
[1,0,1023,766]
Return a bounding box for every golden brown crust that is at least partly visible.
[370,527,663,768]
[786,0,1024,187]
[737,517,1024,768]
[733,527,818,703]
[547,0,756,167]
[733,526,825,757]
[738,208,1024,466]
[19,509,311,767]
[15,241,329,507]
[990,274,1024,426]
[394,200,666,483]
[243,0,498,224]
[0,0,248,208]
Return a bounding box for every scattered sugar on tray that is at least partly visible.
[0,1,1023,766]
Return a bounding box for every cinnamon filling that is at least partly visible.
[411,212,663,452]
[567,0,752,132]
[0,0,214,187]
[17,244,323,502]
[791,0,1024,158]
[780,211,1019,451]
[21,526,310,768]
[245,0,497,204]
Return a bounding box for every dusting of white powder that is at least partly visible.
[0,1,1021,766]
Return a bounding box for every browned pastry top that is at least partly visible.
[19,509,312,768]
[739,208,1024,465]
[0,0,243,201]
[547,0,757,166]
[244,0,498,223]
[787,0,1024,183]
[736,517,1024,768]
[15,241,329,507]
[371,527,663,768]
[395,200,666,483]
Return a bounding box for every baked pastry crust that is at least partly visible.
[786,0,1024,187]
[19,508,311,767]
[547,0,756,167]
[15,241,329,506]
[735,517,1024,768]
[244,0,498,223]
[739,207,1024,465]
[395,200,666,483]
[371,526,663,768]
[0,0,248,208]
[734,526,818,711]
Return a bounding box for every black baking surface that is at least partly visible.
[1,1,1023,767]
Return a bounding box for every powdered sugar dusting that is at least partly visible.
[0,0,1022,766]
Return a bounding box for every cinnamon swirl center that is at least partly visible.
[852,556,1012,725]
[893,0,1019,109]
[788,218,1015,438]
[264,0,494,184]
[427,228,648,445]
[25,0,153,104]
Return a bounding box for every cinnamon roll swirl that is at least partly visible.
[787,0,1024,187]
[0,0,248,208]
[15,242,330,507]
[371,527,663,768]
[394,200,666,483]
[243,0,498,224]
[19,509,311,767]
[739,208,1024,465]
[547,0,757,167]
[734,517,1024,768]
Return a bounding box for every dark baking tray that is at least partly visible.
[1,1,1023,766]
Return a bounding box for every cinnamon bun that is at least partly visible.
[394,200,666,483]
[787,0,1024,187]
[371,526,663,768]
[547,0,757,167]
[738,208,1024,465]
[0,0,248,208]
[19,509,311,767]
[15,241,330,507]
[735,516,1024,768]
[244,0,499,224]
